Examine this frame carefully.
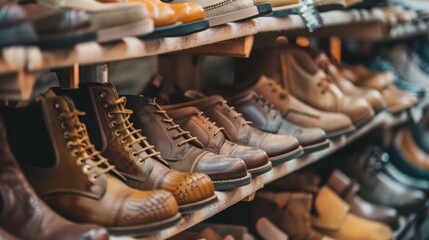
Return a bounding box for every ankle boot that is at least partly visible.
[52,83,217,210]
[251,191,331,240]
[124,95,252,190]
[0,112,108,239]
[2,90,180,235]
[160,103,272,177]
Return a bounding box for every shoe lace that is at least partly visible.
[219,100,252,126]
[148,98,197,147]
[254,94,281,119]
[197,111,225,137]
[58,108,114,183]
[100,94,160,164]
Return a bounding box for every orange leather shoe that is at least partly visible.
[129,0,178,27]
[168,1,205,23]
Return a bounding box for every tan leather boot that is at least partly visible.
[2,90,181,235]
[53,83,217,212]
[251,191,333,240]
[253,76,355,139]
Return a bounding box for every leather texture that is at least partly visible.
[162,104,272,176]
[227,89,330,152]
[388,127,429,180]
[128,0,177,27]
[252,75,355,138]
[0,114,109,240]
[277,48,374,126]
[337,144,426,214]
[163,94,304,165]
[251,192,332,240]
[123,94,250,190]
[313,51,386,113]
[312,186,392,240]
[1,90,179,233]
[168,0,254,19]
[53,83,217,211]
[339,63,418,114]
[326,170,399,229]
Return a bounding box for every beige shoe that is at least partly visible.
[253,76,355,139]
[37,0,154,42]
[169,0,258,26]
[313,51,387,114]
[312,186,392,240]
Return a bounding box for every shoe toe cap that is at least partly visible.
[195,154,248,181]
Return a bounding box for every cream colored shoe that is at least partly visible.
[37,0,154,42]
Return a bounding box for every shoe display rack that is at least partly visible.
[1,3,429,240]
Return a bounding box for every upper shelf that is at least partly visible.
[0,7,427,75]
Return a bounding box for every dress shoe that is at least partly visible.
[251,192,333,240]
[326,170,400,229]
[266,169,322,194]
[365,56,425,98]
[0,228,16,240]
[167,0,258,26]
[164,93,304,166]
[53,83,217,211]
[0,115,109,240]
[161,104,272,177]
[337,144,426,214]
[123,94,251,190]
[313,51,386,114]
[37,0,154,42]
[339,63,418,114]
[277,48,374,127]
[388,127,429,180]
[312,186,392,240]
[253,76,355,139]
[227,90,330,153]
[1,90,180,235]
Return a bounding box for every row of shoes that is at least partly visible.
[251,142,429,240]
[2,0,418,49]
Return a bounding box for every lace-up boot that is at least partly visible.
[53,83,217,212]
[227,90,330,153]
[1,90,181,235]
[160,104,272,176]
[165,94,304,166]
[124,95,252,190]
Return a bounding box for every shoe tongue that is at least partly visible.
[80,82,120,99]
[40,89,76,112]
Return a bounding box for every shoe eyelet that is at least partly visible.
[71,150,78,157]
[120,138,127,144]
[63,132,70,139]
[103,103,108,109]
[66,142,73,149]
[83,165,91,174]
[176,143,180,147]
[110,121,117,128]
[99,92,106,99]
[89,174,98,183]
[125,144,132,151]
[131,152,138,158]
[76,157,85,165]
[60,122,66,130]
[108,112,115,119]
[208,127,212,131]
[53,102,60,109]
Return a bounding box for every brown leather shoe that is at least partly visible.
[251,191,333,240]
[0,116,109,240]
[123,95,251,191]
[165,94,304,166]
[327,170,400,229]
[162,104,272,176]
[277,49,375,127]
[313,52,387,114]
[339,64,418,114]
[53,83,217,211]
[1,91,180,235]
[227,90,330,153]
[253,76,355,139]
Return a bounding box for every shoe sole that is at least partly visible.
[302,139,331,153]
[97,18,154,43]
[178,194,218,214]
[141,20,210,39]
[326,126,356,139]
[108,212,181,236]
[269,146,304,167]
[213,172,252,191]
[37,27,97,49]
[248,161,273,177]
[206,6,259,27]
